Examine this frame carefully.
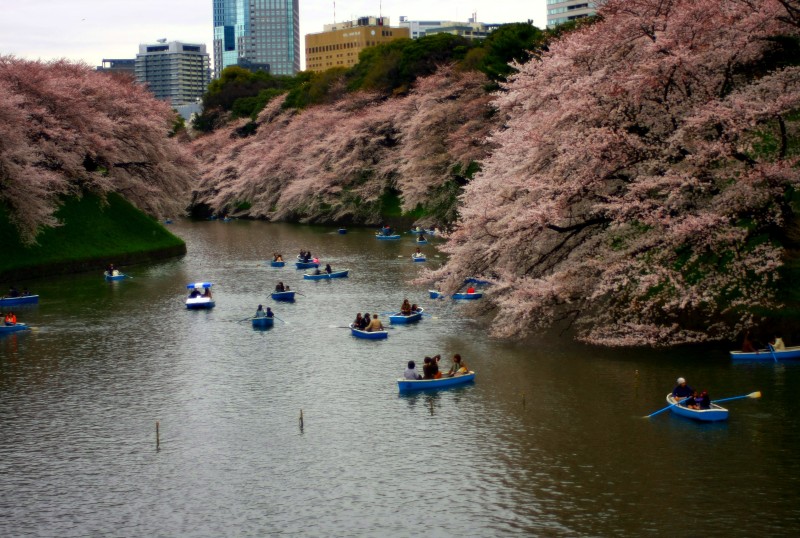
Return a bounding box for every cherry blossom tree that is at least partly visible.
[428,0,800,346]
[0,57,196,243]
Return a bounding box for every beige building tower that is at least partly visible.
[305,16,410,72]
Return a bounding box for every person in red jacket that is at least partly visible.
[4,311,17,325]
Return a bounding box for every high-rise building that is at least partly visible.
[398,15,499,41]
[546,1,596,28]
[305,16,409,73]
[96,59,136,76]
[213,0,300,77]
[135,40,211,106]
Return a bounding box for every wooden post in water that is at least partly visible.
[156,421,160,450]
[299,409,304,431]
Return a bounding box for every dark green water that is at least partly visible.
[1,221,799,536]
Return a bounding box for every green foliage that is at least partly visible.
[231,88,286,119]
[0,193,184,276]
[283,67,348,109]
[474,22,546,82]
[169,111,186,137]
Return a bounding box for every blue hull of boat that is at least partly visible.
[398,372,476,392]
[0,295,39,307]
[375,235,401,240]
[252,317,274,328]
[296,261,319,269]
[350,324,388,339]
[304,270,348,280]
[453,292,482,300]
[271,291,296,301]
[412,256,426,262]
[104,274,128,281]
[429,290,442,299]
[415,240,428,245]
[270,261,286,267]
[730,347,800,360]
[186,300,215,310]
[389,308,424,324]
[666,395,728,421]
[0,323,30,335]
[338,229,347,234]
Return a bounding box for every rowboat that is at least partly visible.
[375,234,401,240]
[452,292,482,300]
[730,346,800,360]
[350,323,388,339]
[389,308,424,324]
[0,323,30,335]
[429,290,442,299]
[185,282,215,310]
[104,272,128,281]
[464,277,491,285]
[304,270,349,280]
[412,254,426,262]
[0,295,39,307]
[415,239,428,245]
[251,316,274,328]
[271,290,296,301]
[338,228,348,234]
[296,261,319,269]
[398,371,476,392]
[409,228,425,235]
[666,394,728,422]
[270,261,286,267]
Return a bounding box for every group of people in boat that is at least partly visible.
[188,288,212,299]
[254,305,274,318]
[741,330,786,352]
[275,282,291,292]
[298,251,317,263]
[672,377,711,410]
[400,299,420,316]
[105,264,120,277]
[3,286,31,298]
[272,253,284,262]
[378,225,393,236]
[352,312,384,332]
[3,311,18,326]
[404,354,469,380]
[312,264,334,275]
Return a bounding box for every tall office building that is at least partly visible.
[213,0,300,77]
[546,1,596,28]
[135,40,211,106]
[305,16,409,73]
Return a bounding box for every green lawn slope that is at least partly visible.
[1,193,185,281]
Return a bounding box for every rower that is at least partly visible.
[4,311,17,326]
[325,264,332,274]
[401,299,412,315]
[671,377,694,401]
[366,314,383,332]
[254,305,267,318]
[276,282,286,292]
[466,286,476,294]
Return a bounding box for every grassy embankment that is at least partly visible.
[0,193,185,282]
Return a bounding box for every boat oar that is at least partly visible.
[273,315,287,324]
[768,344,778,363]
[643,397,690,419]
[711,391,762,404]
[236,316,254,323]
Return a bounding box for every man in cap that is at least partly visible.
[671,377,694,400]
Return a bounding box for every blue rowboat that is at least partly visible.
[0,295,39,307]
[222,217,233,222]
[389,308,424,324]
[415,239,428,245]
[375,234,401,240]
[666,395,728,422]
[412,254,426,262]
[409,229,425,235]
[304,270,349,280]
[338,228,348,234]
[296,261,319,269]
[104,272,128,281]
[271,290,296,301]
[452,292,482,300]
[398,371,476,392]
[730,346,800,360]
[0,323,30,335]
[251,316,274,328]
[270,261,286,267]
[350,323,388,339]
[185,282,214,309]
[429,290,442,299]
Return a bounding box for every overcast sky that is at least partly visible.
[0,1,546,70]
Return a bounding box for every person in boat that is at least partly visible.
[7,286,20,298]
[447,354,468,376]
[401,299,412,316]
[772,334,786,351]
[188,289,200,298]
[418,233,426,242]
[414,247,423,256]
[353,313,363,328]
[313,268,322,275]
[266,307,274,318]
[361,313,371,329]
[466,286,476,294]
[671,377,694,400]
[325,264,333,274]
[304,252,313,263]
[4,311,17,326]
[274,253,284,262]
[381,225,392,236]
[366,313,383,332]
[202,288,212,299]
[21,287,30,297]
[741,331,756,352]
[410,303,419,313]
[276,282,286,292]
[684,391,700,409]
[255,304,267,318]
[429,354,442,379]
[404,360,422,380]
[422,357,435,379]
[696,390,711,410]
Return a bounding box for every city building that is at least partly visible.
[95,59,136,76]
[134,40,211,106]
[305,16,410,73]
[213,0,300,77]
[398,15,499,41]
[546,1,596,28]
